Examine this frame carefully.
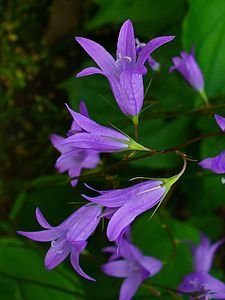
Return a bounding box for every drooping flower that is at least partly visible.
[83,159,186,241]
[169,47,208,105]
[57,102,149,153]
[199,114,225,174]
[75,19,174,119]
[102,238,162,300]
[135,38,160,71]
[17,204,102,281]
[178,234,225,299]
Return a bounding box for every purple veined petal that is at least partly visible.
[81,150,100,169]
[118,239,143,262]
[116,19,136,70]
[139,256,162,277]
[70,242,96,281]
[118,71,144,116]
[185,54,204,91]
[102,260,130,278]
[66,205,101,242]
[198,150,225,174]
[137,36,175,73]
[68,166,82,187]
[107,187,166,241]
[83,180,162,208]
[169,56,184,73]
[101,207,118,219]
[17,228,61,242]
[215,114,225,131]
[59,132,129,152]
[193,234,225,273]
[50,134,65,152]
[45,237,71,270]
[79,101,89,117]
[36,208,52,229]
[55,149,82,173]
[65,104,129,141]
[76,67,104,78]
[119,272,143,300]
[75,37,116,76]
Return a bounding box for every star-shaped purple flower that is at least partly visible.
[75,19,174,118]
[57,101,148,153]
[199,114,225,174]
[17,204,102,281]
[178,234,225,299]
[102,238,162,300]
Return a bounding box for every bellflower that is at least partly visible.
[135,38,160,71]
[169,47,208,105]
[57,102,148,153]
[50,101,100,186]
[76,19,174,119]
[102,238,162,300]
[83,159,186,241]
[178,234,225,299]
[17,204,102,281]
[199,114,225,174]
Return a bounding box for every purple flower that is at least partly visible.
[57,102,148,153]
[199,114,225,174]
[136,38,160,71]
[17,204,102,281]
[50,101,100,187]
[178,234,225,299]
[170,47,205,94]
[83,160,186,242]
[76,19,174,118]
[102,238,162,300]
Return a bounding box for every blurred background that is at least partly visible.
[0,0,225,299]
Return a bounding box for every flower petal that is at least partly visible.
[116,19,136,69]
[45,237,71,270]
[75,37,116,76]
[17,229,61,242]
[215,114,225,131]
[79,101,89,118]
[70,242,96,281]
[83,180,162,208]
[107,187,166,241]
[119,272,143,300]
[198,150,225,174]
[139,256,162,277]
[66,205,101,242]
[36,208,52,229]
[102,260,130,278]
[137,36,175,72]
[77,67,103,78]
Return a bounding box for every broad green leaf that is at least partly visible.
[183,0,225,97]
[0,238,84,300]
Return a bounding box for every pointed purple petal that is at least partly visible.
[45,237,71,270]
[36,208,52,229]
[66,205,101,242]
[215,114,225,131]
[137,36,175,72]
[70,242,96,281]
[75,37,116,76]
[198,150,225,174]
[102,260,130,278]
[50,134,65,152]
[119,272,143,300]
[83,180,162,208]
[116,20,136,69]
[139,256,162,277]
[107,187,166,241]
[77,67,103,78]
[79,101,89,117]
[17,229,61,242]
[65,104,129,140]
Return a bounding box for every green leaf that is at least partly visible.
[183,0,225,97]
[87,0,186,37]
[0,238,84,300]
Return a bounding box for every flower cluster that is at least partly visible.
[17,19,225,300]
